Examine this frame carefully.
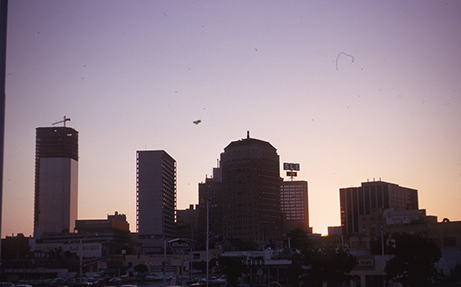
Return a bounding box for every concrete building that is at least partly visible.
[221,132,283,245]
[34,126,79,238]
[280,180,310,233]
[74,211,130,235]
[136,150,176,239]
[198,164,224,239]
[344,210,461,286]
[340,180,418,235]
[176,204,198,241]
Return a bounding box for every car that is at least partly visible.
[152,274,164,281]
[143,276,155,281]
[209,275,227,286]
[190,278,207,286]
[0,283,14,287]
[186,278,200,286]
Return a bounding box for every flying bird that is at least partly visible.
[193,119,202,125]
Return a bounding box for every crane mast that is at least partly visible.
[52,115,71,127]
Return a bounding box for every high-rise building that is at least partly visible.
[136,150,176,239]
[281,180,310,233]
[34,126,79,238]
[198,165,223,239]
[221,133,283,246]
[176,204,198,240]
[340,180,418,235]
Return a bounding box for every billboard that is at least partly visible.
[283,163,300,171]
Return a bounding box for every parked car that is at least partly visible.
[210,275,227,286]
[143,275,155,281]
[190,278,207,286]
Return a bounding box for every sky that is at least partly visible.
[2,0,461,238]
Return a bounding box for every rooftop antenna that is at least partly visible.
[52,115,71,127]
[247,130,250,139]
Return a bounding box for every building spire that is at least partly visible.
[247,130,250,139]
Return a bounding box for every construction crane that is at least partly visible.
[52,115,71,127]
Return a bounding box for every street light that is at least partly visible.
[150,235,167,287]
[371,224,385,287]
[200,197,215,287]
[79,233,98,282]
[205,198,209,287]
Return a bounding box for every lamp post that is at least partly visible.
[380,226,385,287]
[371,224,385,287]
[79,233,97,282]
[163,237,167,287]
[206,198,209,287]
[150,235,167,287]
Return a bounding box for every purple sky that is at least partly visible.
[3,0,461,237]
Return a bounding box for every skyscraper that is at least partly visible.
[136,150,176,239]
[340,180,418,235]
[221,133,283,245]
[198,165,223,239]
[34,126,79,238]
[281,180,310,233]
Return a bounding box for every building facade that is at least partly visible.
[75,211,130,235]
[280,180,310,233]
[221,133,283,245]
[198,165,224,239]
[340,180,418,235]
[136,150,176,239]
[176,204,199,241]
[34,127,79,238]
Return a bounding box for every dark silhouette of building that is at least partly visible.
[75,211,130,235]
[34,126,79,238]
[136,150,176,239]
[176,204,198,241]
[221,132,283,246]
[340,179,418,235]
[281,180,310,233]
[1,233,31,261]
[198,164,223,241]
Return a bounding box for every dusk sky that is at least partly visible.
[3,1,461,237]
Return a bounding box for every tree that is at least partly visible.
[217,256,245,286]
[299,245,358,287]
[385,234,441,287]
[133,263,148,274]
[287,228,311,251]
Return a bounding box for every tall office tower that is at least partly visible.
[34,127,79,238]
[221,133,283,245]
[198,164,223,239]
[136,150,176,239]
[281,180,310,233]
[340,180,418,235]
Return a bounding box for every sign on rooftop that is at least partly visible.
[169,238,191,250]
[283,163,300,171]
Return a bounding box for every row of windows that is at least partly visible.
[225,224,254,230]
[282,207,306,211]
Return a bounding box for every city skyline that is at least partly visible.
[3,1,461,237]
